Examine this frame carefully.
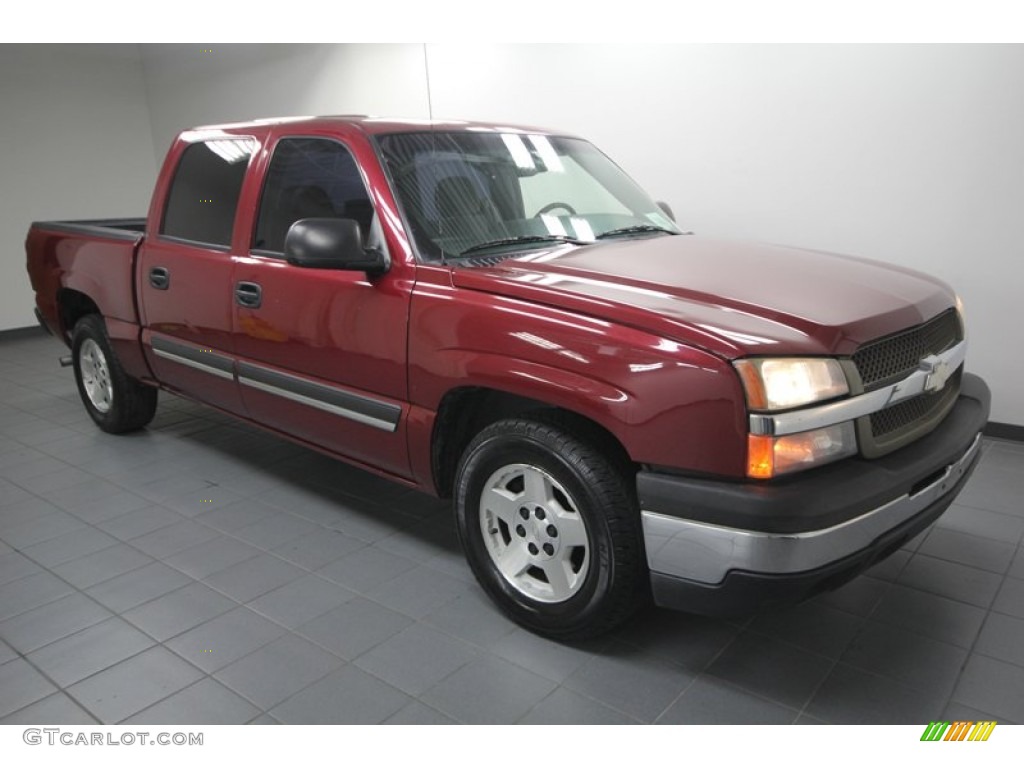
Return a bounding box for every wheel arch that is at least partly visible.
[56,288,101,343]
[430,385,635,499]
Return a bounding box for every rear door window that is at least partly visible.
[161,138,256,248]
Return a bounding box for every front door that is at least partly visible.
[230,135,413,478]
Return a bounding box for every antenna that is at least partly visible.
[423,44,434,120]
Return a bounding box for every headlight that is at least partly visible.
[734,358,849,411]
[735,357,855,479]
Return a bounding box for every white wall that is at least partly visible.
[140,44,429,164]
[8,43,1022,425]
[0,44,158,331]
[425,44,1024,426]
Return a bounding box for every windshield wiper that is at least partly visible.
[596,225,679,240]
[457,235,587,257]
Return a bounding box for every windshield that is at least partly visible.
[376,131,681,261]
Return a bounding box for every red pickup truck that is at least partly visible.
[25,116,990,639]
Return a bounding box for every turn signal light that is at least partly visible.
[747,422,857,479]
[747,435,775,479]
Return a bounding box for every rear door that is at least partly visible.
[229,132,414,477]
[138,135,256,414]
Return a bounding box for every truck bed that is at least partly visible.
[30,218,146,241]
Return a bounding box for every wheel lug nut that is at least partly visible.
[546,525,558,537]
[535,508,546,520]
[542,543,555,556]
[528,543,539,555]
[519,508,530,520]
[515,525,526,537]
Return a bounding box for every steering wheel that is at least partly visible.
[534,201,577,217]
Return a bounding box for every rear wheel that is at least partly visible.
[454,417,645,640]
[72,315,157,433]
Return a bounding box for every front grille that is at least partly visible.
[869,367,962,438]
[852,308,964,457]
[853,308,961,389]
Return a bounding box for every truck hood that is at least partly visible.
[450,236,956,359]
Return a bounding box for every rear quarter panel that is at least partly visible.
[26,225,150,379]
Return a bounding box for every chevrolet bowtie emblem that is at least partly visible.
[920,354,952,393]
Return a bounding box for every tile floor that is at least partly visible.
[1,330,1023,725]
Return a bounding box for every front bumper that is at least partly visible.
[639,372,991,616]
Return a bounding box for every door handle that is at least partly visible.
[235,281,262,309]
[149,267,170,290]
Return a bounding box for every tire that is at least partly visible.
[71,315,157,434]
[454,417,646,640]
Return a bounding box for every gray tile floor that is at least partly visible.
[1,330,1023,725]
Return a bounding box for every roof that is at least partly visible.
[189,115,567,137]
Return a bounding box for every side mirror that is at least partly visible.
[656,201,676,222]
[284,218,389,276]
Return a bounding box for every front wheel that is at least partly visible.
[72,315,157,434]
[454,418,646,640]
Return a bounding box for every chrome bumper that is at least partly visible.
[641,432,982,586]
